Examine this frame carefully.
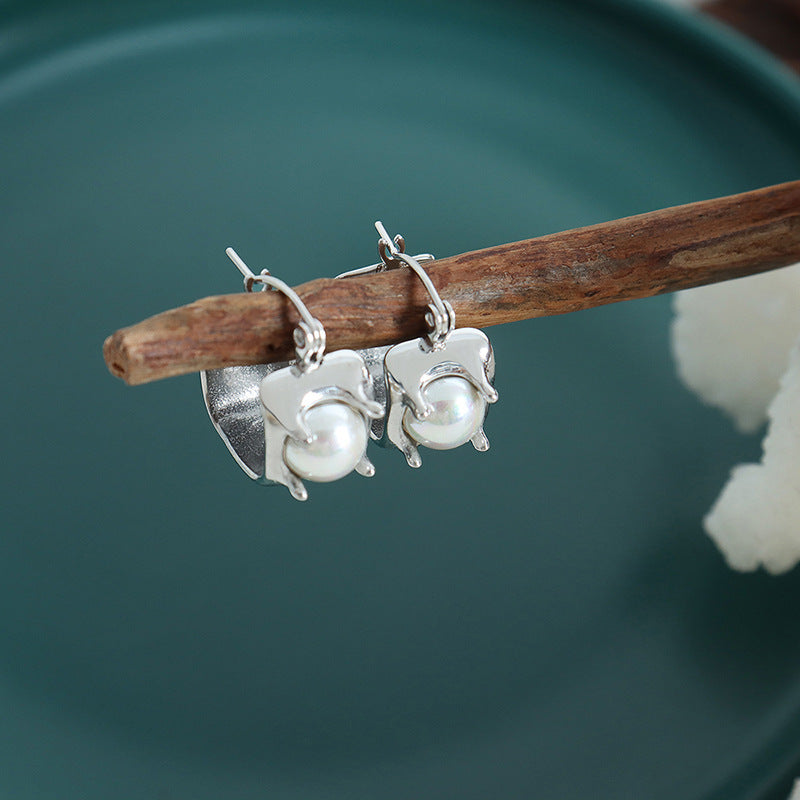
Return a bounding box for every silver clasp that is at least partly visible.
[226,247,326,372]
[337,221,455,350]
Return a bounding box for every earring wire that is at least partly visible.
[226,247,326,371]
[373,222,455,348]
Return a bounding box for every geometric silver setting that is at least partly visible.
[201,246,387,501]
[339,221,499,469]
[201,346,390,485]
[259,349,383,500]
[201,222,499,495]
[383,327,497,467]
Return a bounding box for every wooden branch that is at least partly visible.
[104,180,800,385]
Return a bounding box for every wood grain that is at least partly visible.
[104,180,800,385]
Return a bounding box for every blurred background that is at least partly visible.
[670,0,800,74]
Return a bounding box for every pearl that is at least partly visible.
[284,402,367,482]
[403,376,486,450]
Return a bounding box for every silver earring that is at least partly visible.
[340,222,498,468]
[202,248,382,501]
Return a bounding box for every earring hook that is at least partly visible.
[226,247,326,372]
[334,224,435,279]
[335,222,453,348]
[373,222,455,349]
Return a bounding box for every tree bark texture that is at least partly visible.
[103,181,800,385]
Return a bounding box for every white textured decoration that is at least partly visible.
[671,265,800,573]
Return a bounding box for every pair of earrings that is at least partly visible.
[201,222,498,501]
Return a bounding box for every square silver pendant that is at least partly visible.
[258,350,383,500]
[382,327,498,467]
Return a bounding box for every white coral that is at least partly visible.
[704,340,800,573]
[671,265,800,573]
[671,264,800,432]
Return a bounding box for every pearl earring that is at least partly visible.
[201,248,382,501]
[339,222,498,468]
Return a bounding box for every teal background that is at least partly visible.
[1,0,800,797]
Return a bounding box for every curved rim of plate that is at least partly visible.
[583,0,800,134]
[2,0,800,128]
[1,1,800,798]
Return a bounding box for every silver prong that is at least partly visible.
[355,454,375,477]
[287,475,308,502]
[404,445,422,468]
[471,428,489,452]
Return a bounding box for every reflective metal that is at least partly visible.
[202,347,391,481]
[383,328,497,467]
[338,222,499,467]
[202,222,499,492]
[259,350,383,500]
[225,247,326,372]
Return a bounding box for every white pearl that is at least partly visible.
[284,402,367,482]
[403,376,486,450]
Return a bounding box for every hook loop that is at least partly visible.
[373,222,455,349]
[226,247,326,372]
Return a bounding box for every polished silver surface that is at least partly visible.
[226,247,326,372]
[202,223,499,490]
[201,361,281,480]
[373,221,455,349]
[340,223,498,468]
[202,347,391,483]
[339,222,455,350]
[335,252,434,279]
[202,246,385,495]
[259,349,383,500]
[384,328,497,467]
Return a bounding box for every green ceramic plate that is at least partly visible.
[2,0,800,797]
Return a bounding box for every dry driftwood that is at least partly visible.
[104,180,800,385]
